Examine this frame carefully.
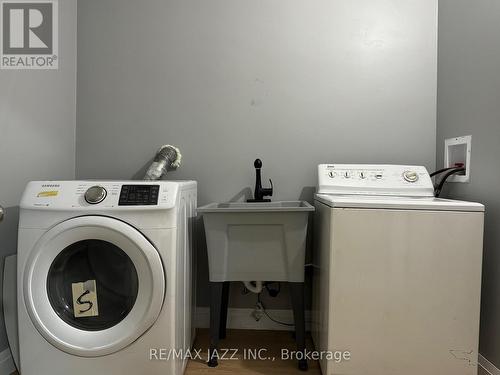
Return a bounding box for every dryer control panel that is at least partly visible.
[317,164,434,197]
[20,180,182,210]
[118,185,159,206]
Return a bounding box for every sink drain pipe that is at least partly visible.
[243,281,263,294]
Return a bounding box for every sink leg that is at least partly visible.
[208,282,224,367]
[220,281,230,339]
[290,282,308,371]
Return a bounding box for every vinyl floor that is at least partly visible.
[185,329,321,375]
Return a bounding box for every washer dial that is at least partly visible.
[403,171,419,183]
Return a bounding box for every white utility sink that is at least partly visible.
[197,201,314,282]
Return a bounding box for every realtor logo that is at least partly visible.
[0,0,58,69]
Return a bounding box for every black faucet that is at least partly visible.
[247,159,273,202]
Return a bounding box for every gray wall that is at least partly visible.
[437,0,500,368]
[76,0,438,308]
[0,0,77,352]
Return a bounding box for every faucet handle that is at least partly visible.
[262,179,273,197]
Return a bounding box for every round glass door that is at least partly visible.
[47,239,139,331]
[24,216,165,357]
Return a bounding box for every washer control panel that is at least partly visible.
[318,164,434,197]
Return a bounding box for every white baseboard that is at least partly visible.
[195,307,311,331]
[479,354,500,375]
[0,348,15,375]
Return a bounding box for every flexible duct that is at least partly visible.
[144,145,182,180]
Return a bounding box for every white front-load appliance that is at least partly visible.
[312,164,484,375]
[15,180,196,375]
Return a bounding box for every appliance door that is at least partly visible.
[23,215,165,357]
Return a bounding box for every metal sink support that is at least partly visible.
[198,201,314,371]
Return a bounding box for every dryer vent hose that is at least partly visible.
[144,145,182,180]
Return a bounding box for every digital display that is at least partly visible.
[118,185,159,206]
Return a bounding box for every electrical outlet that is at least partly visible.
[444,135,471,183]
[251,302,264,322]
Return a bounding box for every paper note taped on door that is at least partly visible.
[72,280,99,318]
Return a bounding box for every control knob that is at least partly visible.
[85,186,107,204]
[403,171,419,183]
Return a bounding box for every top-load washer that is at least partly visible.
[312,164,484,375]
[14,180,196,375]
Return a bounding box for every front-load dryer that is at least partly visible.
[15,180,196,375]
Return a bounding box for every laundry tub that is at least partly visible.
[197,201,314,282]
[198,200,314,370]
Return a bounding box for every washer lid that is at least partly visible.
[23,216,166,357]
[315,194,484,212]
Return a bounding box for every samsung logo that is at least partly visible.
[42,184,60,187]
